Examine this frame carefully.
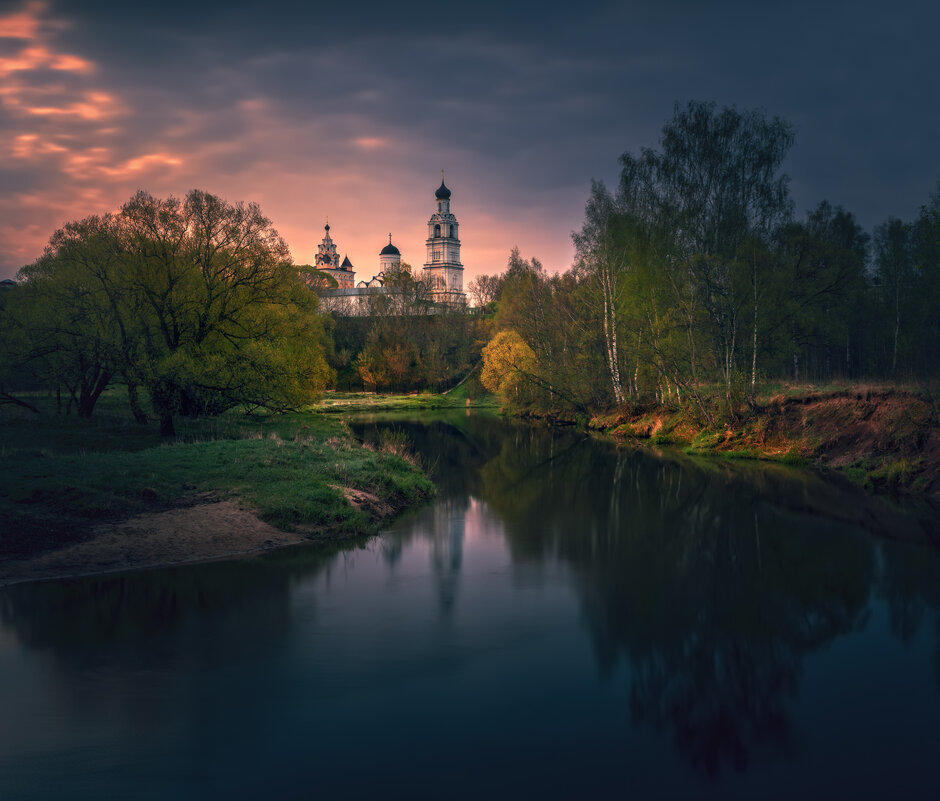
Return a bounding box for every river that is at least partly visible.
[1,411,939,799]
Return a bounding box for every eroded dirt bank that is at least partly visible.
[598,389,940,499]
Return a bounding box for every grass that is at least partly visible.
[315,389,497,413]
[1,390,435,551]
[842,457,926,493]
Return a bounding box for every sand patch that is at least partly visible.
[0,500,304,586]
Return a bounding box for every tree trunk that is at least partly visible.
[77,370,112,419]
[600,266,624,406]
[751,261,758,393]
[892,282,900,376]
[127,382,149,424]
[846,333,851,377]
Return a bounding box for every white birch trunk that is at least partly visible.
[601,263,624,406]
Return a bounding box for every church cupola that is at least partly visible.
[434,176,452,214]
[379,234,402,274]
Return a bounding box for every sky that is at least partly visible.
[1,0,938,283]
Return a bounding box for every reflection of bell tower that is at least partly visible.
[430,498,465,615]
[423,173,465,305]
[315,222,355,289]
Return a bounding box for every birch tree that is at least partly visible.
[619,102,794,395]
[572,181,628,406]
[873,218,914,377]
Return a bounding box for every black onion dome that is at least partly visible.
[380,241,400,256]
[435,180,451,200]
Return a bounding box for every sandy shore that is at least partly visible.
[0,500,309,587]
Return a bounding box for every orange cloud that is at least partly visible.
[23,91,118,120]
[107,153,184,176]
[0,2,43,40]
[11,132,67,158]
[0,45,93,76]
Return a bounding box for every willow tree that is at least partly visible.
[118,190,332,434]
[14,215,128,418]
[14,190,332,432]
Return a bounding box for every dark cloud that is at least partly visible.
[1,0,939,278]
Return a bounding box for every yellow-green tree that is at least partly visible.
[14,190,333,433]
[481,329,538,406]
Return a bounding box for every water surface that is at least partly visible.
[2,412,940,799]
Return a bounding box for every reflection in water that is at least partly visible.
[879,540,940,686]
[1,413,939,797]
[0,540,353,658]
[357,414,935,777]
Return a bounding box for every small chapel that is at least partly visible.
[313,176,466,314]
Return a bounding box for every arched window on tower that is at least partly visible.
[434,224,441,237]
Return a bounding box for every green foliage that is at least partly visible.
[9,190,333,433]
[342,306,484,393]
[488,248,602,411]
[477,102,940,420]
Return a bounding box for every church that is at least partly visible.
[313,176,466,314]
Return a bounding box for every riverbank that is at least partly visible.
[0,395,437,586]
[590,386,940,499]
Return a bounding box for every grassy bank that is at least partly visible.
[0,391,435,562]
[590,384,940,497]
[315,386,497,414]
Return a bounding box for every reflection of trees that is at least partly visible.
[358,413,940,775]
[878,540,940,687]
[457,421,879,775]
[0,542,353,662]
[352,413,516,498]
[595,499,873,776]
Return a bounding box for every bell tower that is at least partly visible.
[422,173,465,305]
[315,222,355,289]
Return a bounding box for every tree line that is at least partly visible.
[479,101,940,419]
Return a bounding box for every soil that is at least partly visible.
[768,391,940,491]
[604,389,940,499]
[0,500,308,587]
[0,480,403,588]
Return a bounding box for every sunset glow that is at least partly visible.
[0,0,937,283]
